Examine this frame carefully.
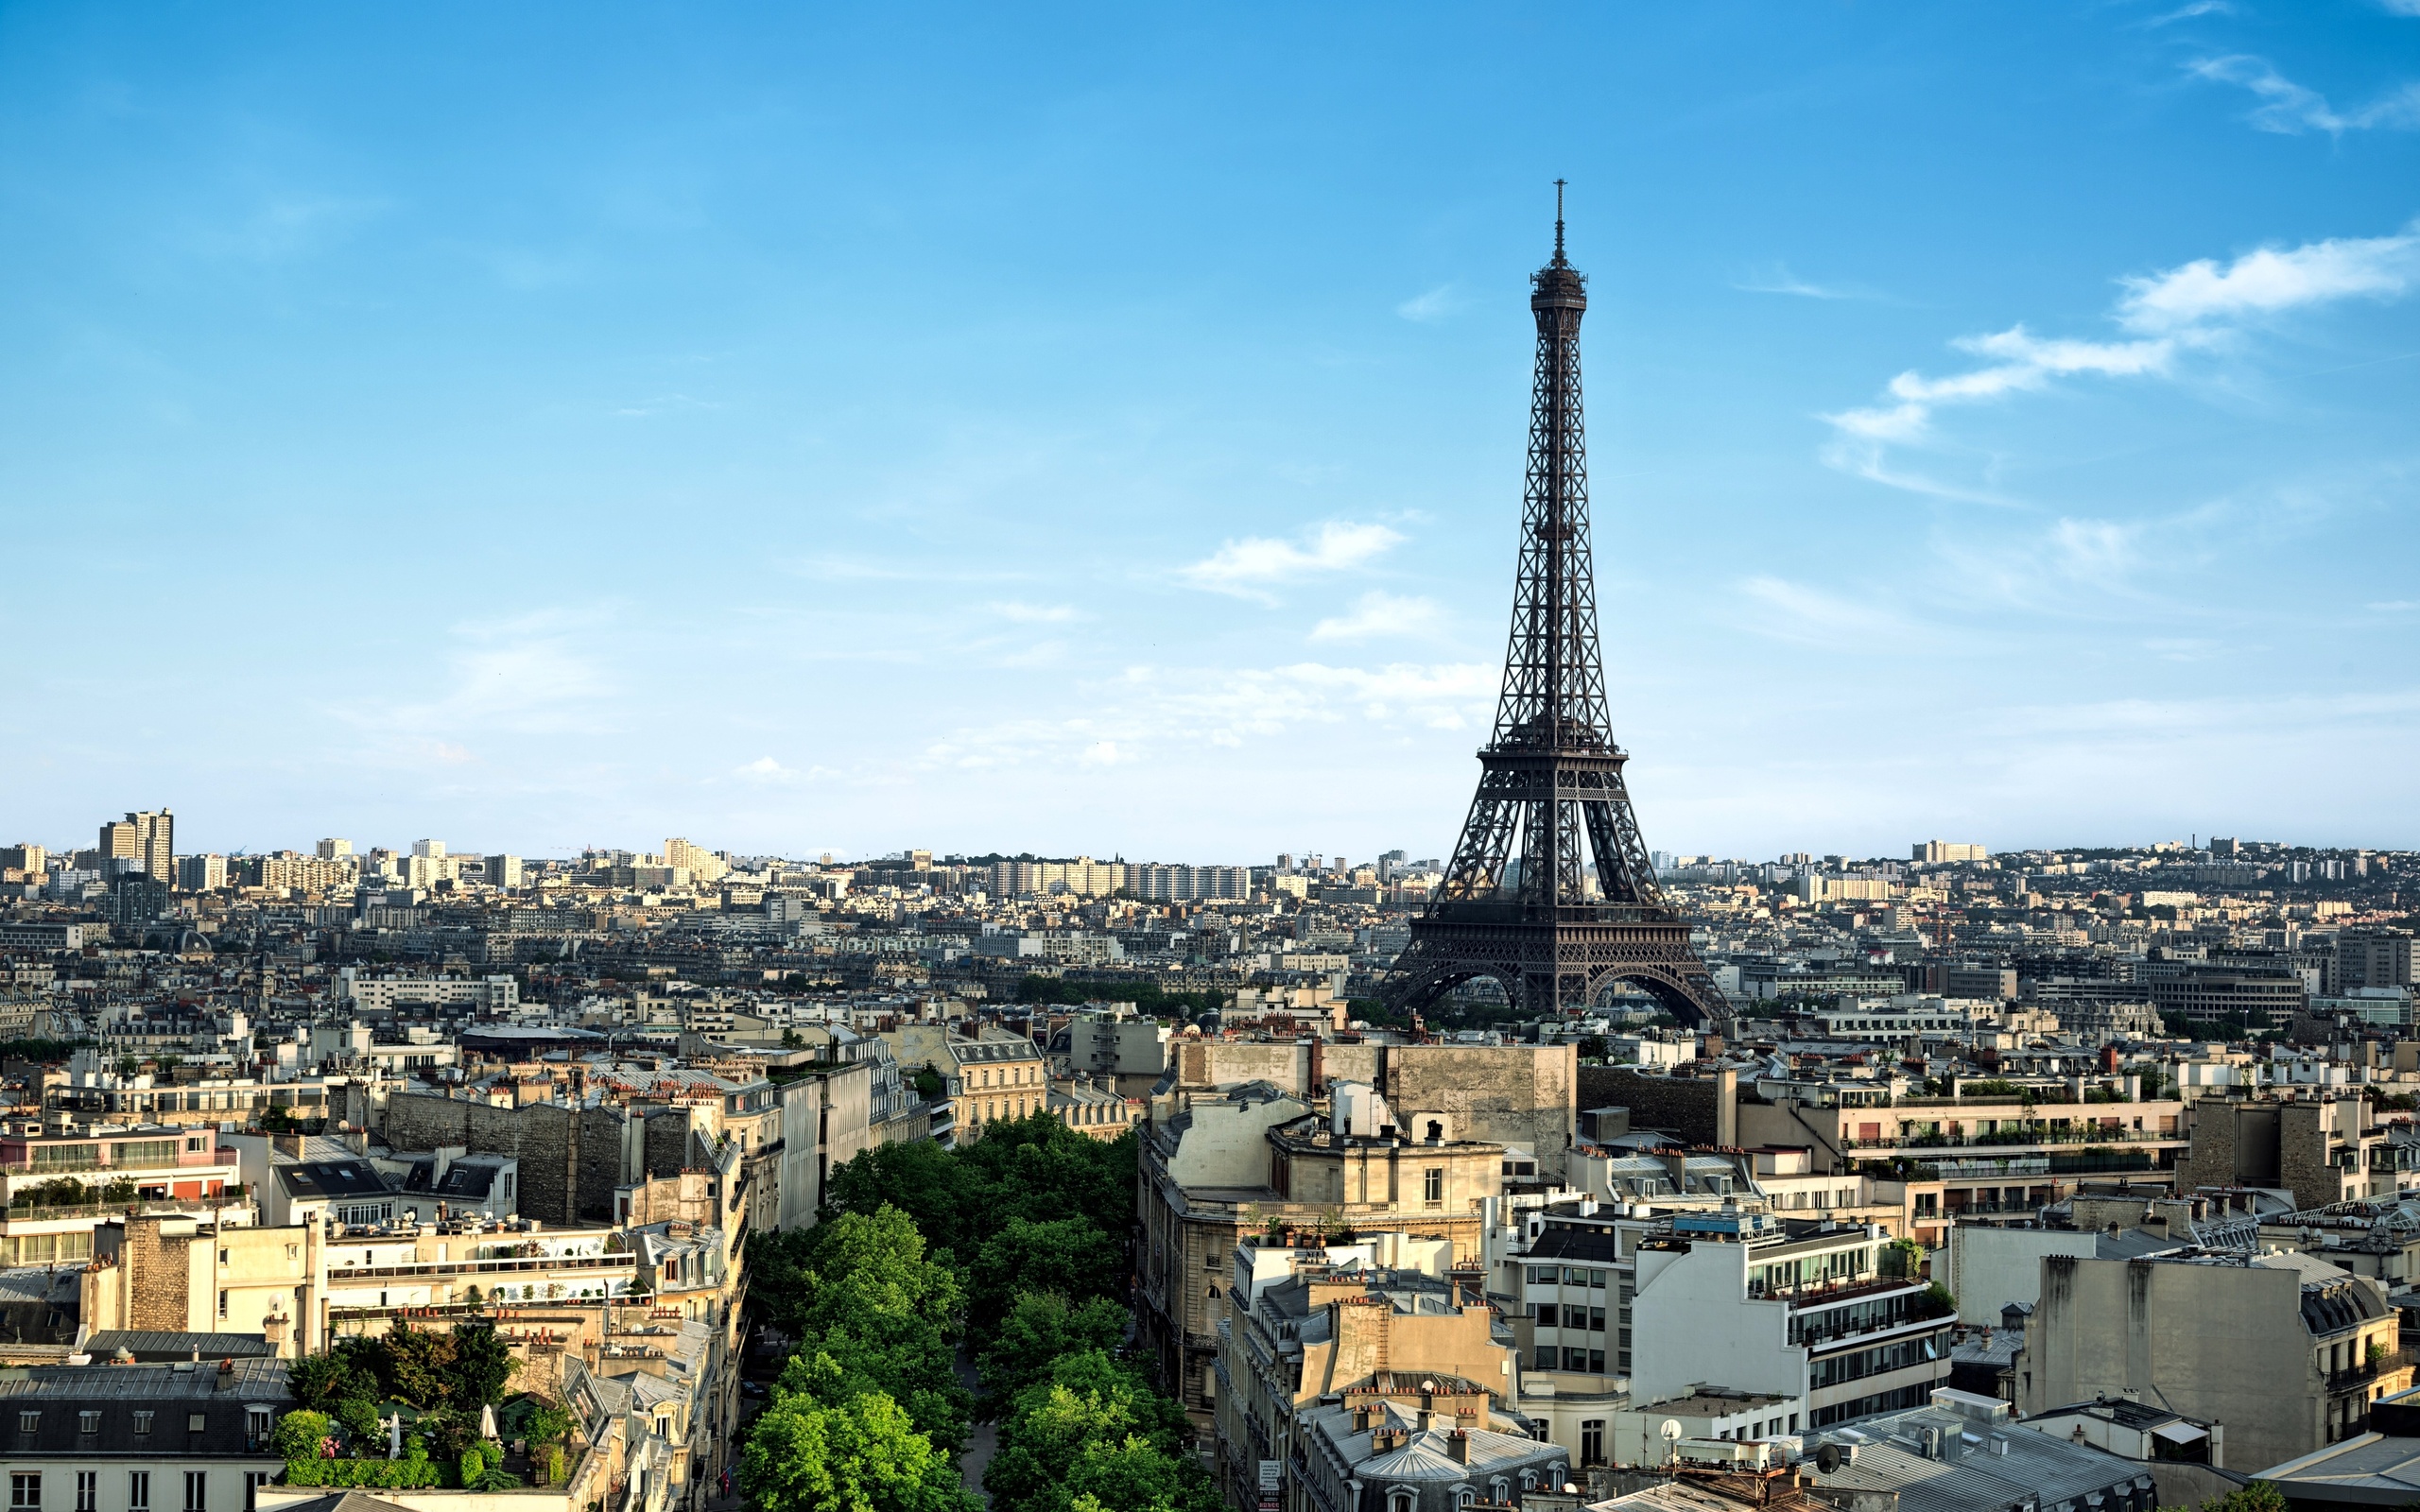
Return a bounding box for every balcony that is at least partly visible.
[325,1252,638,1280]
[1761,1274,1923,1309]
[2327,1351,2410,1393]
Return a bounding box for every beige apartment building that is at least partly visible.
[1137,1080,1507,1420]
[1737,1090,2187,1246]
[2014,1250,2412,1473]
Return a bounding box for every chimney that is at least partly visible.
[214,1359,235,1391]
[1419,1410,1441,1435]
[272,1133,305,1159]
[1449,1430,1472,1464]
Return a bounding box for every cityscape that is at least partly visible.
[5,10,2419,1512]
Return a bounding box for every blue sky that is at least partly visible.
[3,3,2416,864]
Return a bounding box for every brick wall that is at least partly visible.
[123,1217,192,1331]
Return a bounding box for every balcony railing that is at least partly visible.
[325,1252,637,1280]
[2328,1351,2410,1391]
[1762,1274,1923,1310]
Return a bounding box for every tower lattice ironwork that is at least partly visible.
[1384,192,1726,1024]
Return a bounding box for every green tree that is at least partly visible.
[444,1320,519,1406]
[381,1322,460,1409]
[771,1207,971,1452]
[273,1408,332,1462]
[969,1218,1127,1332]
[985,1351,1206,1512]
[977,1291,1130,1408]
[744,1389,978,1512]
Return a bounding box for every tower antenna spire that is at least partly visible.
[1553,178,1567,265]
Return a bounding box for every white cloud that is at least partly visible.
[2187,56,2420,135]
[2143,0,2234,24]
[1736,576,1910,639]
[1734,264,1864,300]
[1822,221,2420,494]
[735,756,796,782]
[1177,521,1406,599]
[917,658,1496,770]
[2386,0,2420,15]
[1308,592,1444,643]
[2049,518,2141,585]
[2118,224,2420,330]
[1397,285,1458,321]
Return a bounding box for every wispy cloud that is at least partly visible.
[2118,224,2420,330]
[1177,521,1405,600]
[1308,592,1444,643]
[1396,284,1459,321]
[917,658,1496,769]
[2187,55,2420,135]
[2142,0,2234,26]
[1734,264,1867,301]
[2385,0,2420,16]
[1736,576,1910,639]
[1822,220,2420,496]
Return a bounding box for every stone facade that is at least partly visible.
[381,1091,635,1224]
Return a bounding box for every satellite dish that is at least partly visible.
[1423,1379,1440,1393]
[1816,1444,1843,1474]
[1563,1486,1579,1497]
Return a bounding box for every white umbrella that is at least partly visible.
[388,1414,403,1460]
[480,1403,499,1442]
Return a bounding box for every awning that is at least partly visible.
[2152,1423,2208,1447]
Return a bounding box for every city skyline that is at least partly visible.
[4,5,2416,858]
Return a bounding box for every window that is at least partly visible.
[76,1477,95,1512]
[245,1408,272,1450]
[1456,1493,1475,1510]
[79,1412,100,1434]
[1389,1494,1417,1512]
[1590,1307,1606,1332]
[1533,1302,1559,1328]
[187,1415,207,1435]
[16,1411,37,1434]
[1564,1347,1589,1370]
[1581,1420,1606,1467]
[1534,1345,1557,1370]
[12,1477,40,1511]
[1425,1168,1443,1203]
[243,1476,270,1512]
[1492,1480,1511,1503]
[128,1471,151,1511]
[133,1412,153,1435]
[184,1473,206,1512]
[1527,1264,1556,1284]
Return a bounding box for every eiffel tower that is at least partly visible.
[1384,189,1726,1025]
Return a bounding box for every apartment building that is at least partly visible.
[1137,1081,1507,1419]
[2014,1249,2412,1473]
[0,1358,285,1512]
[1737,1088,2187,1245]
[0,1125,239,1209]
[1632,1209,1952,1432]
[1214,1233,1546,1512]
[2176,1094,2413,1210]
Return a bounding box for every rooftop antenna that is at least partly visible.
[1553,178,1568,266]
